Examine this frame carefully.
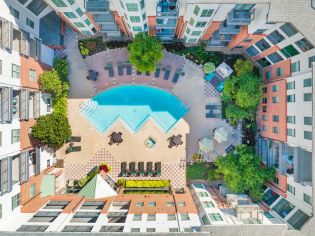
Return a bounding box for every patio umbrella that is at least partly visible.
[214,127,228,143]
[198,137,214,153]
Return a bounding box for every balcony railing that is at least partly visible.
[157,0,178,18]
[219,23,241,35]
[0,86,13,123]
[156,19,177,29]
[20,89,30,121]
[227,10,252,25]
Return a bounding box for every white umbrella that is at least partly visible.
[198,137,214,153]
[214,127,228,143]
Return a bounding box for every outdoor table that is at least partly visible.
[172,136,182,145]
[88,70,98,81]
[112,132,122,143]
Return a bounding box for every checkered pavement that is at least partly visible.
[65,147,186,188]
[204,81,220,98]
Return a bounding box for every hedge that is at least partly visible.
[125,180,170,188]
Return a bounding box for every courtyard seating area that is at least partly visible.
[120,162,162,177]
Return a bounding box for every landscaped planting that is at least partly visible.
[125,180,170,188]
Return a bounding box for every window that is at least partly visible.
[194,5,200,15]
[262,114,267,121]
[167,214,176,221]
[133,214,142,221]
[262,98,267,104]
[12,64,20,79]
[304,131,312,140]
[126,3,138,11]
[132,26,142,31]
[76,8,84,16]
[178,201,186,207]
[267,30,285,44]
[287,184,295,195]
[148,201,156,207]
[295,38,314,52]
[140,0,145,9]
[29,69,36,81]
[188,38,197,43]
[246,45,259,56]
[147,214,156,221]
[11,129,20,144]
[262,125,266,131]
[26,18,34,28]
[234,4,255,11]
[254,29,267,34]
[287,116,296,124]
[208,213,223,222]
[0,60,2,75]
[273,115,279,122]
[196,21,207,27]
[189,18,195,26]
[304,93,312,101]
[30,184,36,198]
[267,52,283,64]
[263,87,267,93]
[82,31,91,36]
[191,31,202,36]
[10,6,19,18]
[274,177,279,185]
[287,94,295,102]
[287,81,295,90]
[201,214,210,224]
[304,78,312,87]
[51,0,67,7]
[181,214,190,221]
[255,39,271,51]
[62,226,93,232]
[280,23,298,37]
[119,0,125,9]
[272,198,295,218]
[166,201,174,206]
[200,9,214,17]
[142,13,146,20]
[85,19,91,26]
[12,193,21,210]
[17,225,49,232]
[304,194,312,205]
[130,16,140,23]
[198,192,208,197]
[146,228,155,232]
[309,56,315,68]
[169,228,178,232]
[265,71,271,80]
[272,96,279,103]
[130,228,140,232]
[272,85,278,92]
[291,61,300,73]
[186,28,191,34]
[73,22,85,28]
[257,58,271,67]
[203,201,215,208]
[67,0,74,4]
[64,12,77,18]
[304,117,312,126]
[276,67,283,76]
[136,202,144,207]
[262,106,267,112]
[287,210,311,230]
[281,45,299,58]
[287,128,296,137]
[273,127,279,134]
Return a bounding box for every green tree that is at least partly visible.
[39,70,64,98]
[30,113,71,149]
[215,144,275,201]
[234,59,254,77]
[53,58,68,82]
[128,33,164,73]
[203,62,215,74]
[225,104,254,126]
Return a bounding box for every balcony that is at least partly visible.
[0,86,13,123]
[86,0,109,13]
[157,0,178,19]
[227,10,252,26]
[156,18,177,29]
[0,19,13,50]
[156,29,175,41]
[33,92,41,119]
[20,89,30,121]
[219,21,241,35]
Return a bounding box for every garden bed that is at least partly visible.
[125,180,170,188]
[123,189,170,194]
[186,162,217,180]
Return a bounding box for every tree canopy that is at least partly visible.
[39,70,68,98]
[215,144,275,201]
[128,33,164,73]
[30,113,71,149]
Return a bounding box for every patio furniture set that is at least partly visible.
[66,179,80,193]
[120,162,161,177]
[108,132,123,145]
[87,69,99,81]
[167,134,183,148]
[206,104,222,119]
[204,62,233,92]
[65,136,82,154]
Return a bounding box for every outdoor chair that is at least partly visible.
[163,66,171,80]
[66,136,81,143]
[66,146,81,154]
[126,64,132,75]
[117,62,124,76]
[137,70,142,75]
[172,68,183,83]
[145,71,150,76]
[146,162,153,176]
[155,64,161,78]
[138,162,145,176]
[154,162,161,177]
[129,162,136,176]
[120,162,127,177]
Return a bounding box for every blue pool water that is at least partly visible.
[80,85,189,133]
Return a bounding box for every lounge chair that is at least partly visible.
[154,162,161,177]
[129,162,136,176]
[146,162,153,176]
[126,64,132,75]
[138,162,145,176]
[66,136,81,143]
[145,71,150,76]
[137,70,142,75]
[154,65,161,78]
[66,146,81,154]
[206,113,222,119]
[163,67,171,80]
[172,68,183,83]
[118,62,124,76]
[105,63,114,77]
[120,162,127,177]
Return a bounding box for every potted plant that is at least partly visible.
[99,162,112,173]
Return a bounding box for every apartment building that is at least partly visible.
[0,0,55,225]
[0,187,200,233]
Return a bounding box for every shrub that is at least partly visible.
[115,178,126,187]
[125,180,170,188]
[53,58,68,82]
[234,59,254,77]
[208,169,219,181]
[186,163,209,180]
[99,162,111,173]
[39,70,64,98]
[204,62,215,74]
[52,96,67,116]
[30,113,71,149]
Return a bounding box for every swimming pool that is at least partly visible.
[80,85,189,133]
